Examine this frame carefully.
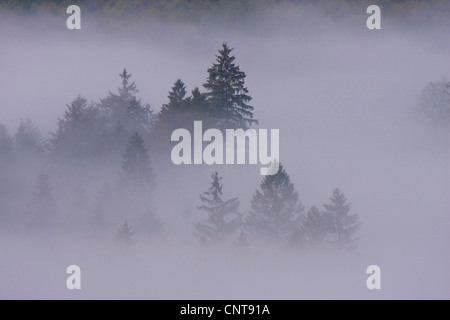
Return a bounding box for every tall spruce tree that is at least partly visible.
[203,43,257,129]
[195,172,241,246]
[247,163,303,244]
[323,188,361,251]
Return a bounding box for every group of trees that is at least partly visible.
[150,43,256,161]
[3,40,447,253]
[195,166,361,252]
[48,69,154,166]
[0,42,362,252]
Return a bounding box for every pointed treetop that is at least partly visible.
[217,42,234,61]
[204,43,256,129]
[168,79,187,105]
[200,171,223,207]
[119,68,138,98]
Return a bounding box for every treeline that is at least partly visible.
[2,0,449,28]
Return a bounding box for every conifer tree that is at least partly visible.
[14,118,42,154]
[204,43,257,129]
[190,87,210,120]
[118,69,138,100]
[247,163,303,244]
[154,79,189,129]
[150,80,210,162]
[195,172,241,246]
[323,188,361,251]
[97,69,153,140]
[48,95,100,159]
[302,206,330,247]
[119,132,154,190]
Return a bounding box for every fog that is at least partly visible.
[1,4,450,299]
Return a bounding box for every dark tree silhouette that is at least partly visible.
[150,80,211,163]
[204,43,257,129]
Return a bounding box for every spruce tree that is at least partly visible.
[302,206,330,247]
[190,87,210,121]
[166,79,188,107]
[14,118,42,154]
[48,95,100,159]
[119,132,154,190]
[97,69,153,141]
[323,188,361,251]
[118,69,138,100]
[203,43,257,129]
[195,172,241,246]
[150,80,209,162]
[153,79,189,130]
[247,163,303,244]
